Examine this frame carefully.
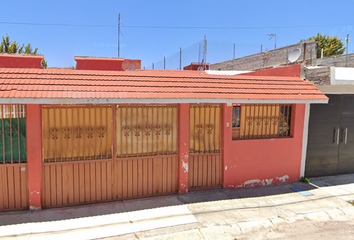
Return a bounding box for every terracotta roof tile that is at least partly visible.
[0,68,327,102]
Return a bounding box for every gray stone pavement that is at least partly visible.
[0,174,354,239]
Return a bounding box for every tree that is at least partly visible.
[0,34,47,68]
[303,33,345,58]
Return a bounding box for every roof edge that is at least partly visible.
[0,53,44,58]
[0,98,329,105]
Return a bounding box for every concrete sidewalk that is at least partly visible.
[0,174,354,239]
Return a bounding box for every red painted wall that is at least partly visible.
[75,57,141,71]
[222,103,305,189]
[240,64,302,77]
[183,63,210,70]
[178,104,190,194]
[26,104,42,210]
[0,53,44,69]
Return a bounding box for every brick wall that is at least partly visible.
[304,67,331,85]
[210,40,317,71]
[316,53,354,67]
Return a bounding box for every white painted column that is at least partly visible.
[300,103,311,177]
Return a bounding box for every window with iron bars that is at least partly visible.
[232,104,293,140]
[0,105,27,164]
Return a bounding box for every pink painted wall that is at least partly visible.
[222,103,305,189]
[240,64,302,77]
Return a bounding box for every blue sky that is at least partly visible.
[1,0,353,69]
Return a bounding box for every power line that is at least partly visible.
[122,24,349,30]
[0,21,115,27]
[0,21,351,30]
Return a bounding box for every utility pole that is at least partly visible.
[179,47,182,70]
[164,57,166,70]
[286,45,289,65]
[346,34,350,67]
[203,35,207,70]
[233,43,235,70]
[198,42,201,63]
[260,45,263,70]
[118,13,122,58]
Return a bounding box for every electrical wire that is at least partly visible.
[0,21,351,30]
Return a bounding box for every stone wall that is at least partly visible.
[316,53,354,67]
[304,67,331,86]
[210,40,317,71]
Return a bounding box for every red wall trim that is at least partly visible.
[26,104,42,210]
[178,103,190,194]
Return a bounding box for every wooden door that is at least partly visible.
[189,104,222,189]
[338,95,354,173]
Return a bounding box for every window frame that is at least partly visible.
[232,103,294,140]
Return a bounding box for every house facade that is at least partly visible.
[0,54,327,211]
[305,66,354,177]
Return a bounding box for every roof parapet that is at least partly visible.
[74,56,141,71]
[0,53,44,69]
[183,62,210,71]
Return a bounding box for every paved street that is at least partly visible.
[0,174,354,239]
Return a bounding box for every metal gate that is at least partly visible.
[114,105,178,199]
[42,105,113,207]
[306,94,354,177]
[189,104,222,189]
[42,104,178,208]
[0,104,28,211]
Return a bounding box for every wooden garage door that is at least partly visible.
[0,105,28,211]
[189,104,222,189]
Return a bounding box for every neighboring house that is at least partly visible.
[211,40,354,178]
[210,40,317,71]
[304,66,354,177]
[0,53,327,212]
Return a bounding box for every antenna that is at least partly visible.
[288,48,301,63]
[268,33,276,49]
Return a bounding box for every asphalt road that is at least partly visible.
[103,220,354,240]
[237,220,354,240]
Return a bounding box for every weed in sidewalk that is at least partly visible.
[300,177,310,184]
